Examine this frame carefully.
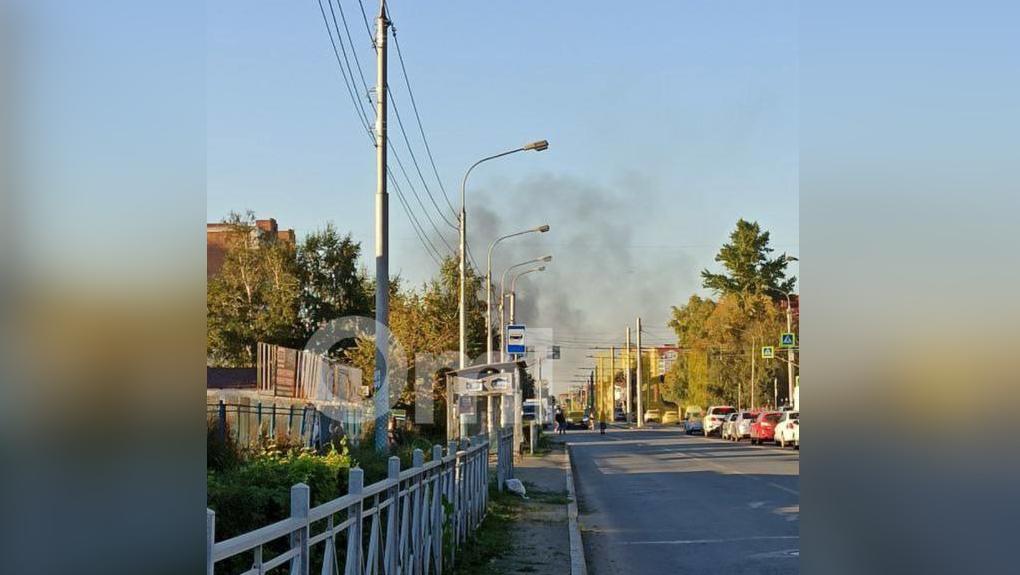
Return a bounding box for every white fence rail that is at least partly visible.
[207,428,513,575]
[495,425,515,492]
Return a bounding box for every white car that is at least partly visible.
[703,405,736,436]
[775,411,799,448]
[732,411,759,442]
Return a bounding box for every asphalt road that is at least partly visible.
[565,426,799,574]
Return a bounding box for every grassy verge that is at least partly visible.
[449,486,523,575]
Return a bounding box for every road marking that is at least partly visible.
[768,482,800,496]
[619,535,799,546]
[749,501,766,509]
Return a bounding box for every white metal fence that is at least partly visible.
[207,427,515,575]
[495,425,515,492]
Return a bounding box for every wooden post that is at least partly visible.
[290,483,310,575]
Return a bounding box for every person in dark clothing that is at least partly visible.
[555,410,567,435]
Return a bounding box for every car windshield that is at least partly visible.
[711,407,736,415]
[789,412,799,419]
[741,413,754,419]
[764,414,781,423]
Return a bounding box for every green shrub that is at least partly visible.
[207,443,351,540]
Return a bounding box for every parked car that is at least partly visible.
[565,411,587,430]
[661,409,680,425]
[732,411,759,441]
[614,407,626,422]
[703,405,736,436]
[774,411,799,448]
[750,411,782,445]
[684,416,704,435]
[721,412,739,440]
[644,408,662,423]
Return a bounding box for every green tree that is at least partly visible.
[701,219,796,300]
[296,223,372,338]
[207,212,302,366]
[344,256,487,414]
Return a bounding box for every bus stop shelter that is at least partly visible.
[446,361,523,452]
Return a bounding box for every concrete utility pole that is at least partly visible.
[625,327,632,424]
[636,317,643,428]
[373,0,390,453]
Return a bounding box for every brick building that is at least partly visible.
[207,217,295,278]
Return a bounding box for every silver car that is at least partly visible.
[721,412,739,440]
[732,411,759,442]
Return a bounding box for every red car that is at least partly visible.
[750,411,782,445]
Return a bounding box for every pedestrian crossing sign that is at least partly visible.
[780,332,796,348]
[761,346,775,359]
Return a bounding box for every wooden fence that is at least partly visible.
[207,427,515,574]
[257,342,363,401]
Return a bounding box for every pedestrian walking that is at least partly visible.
[599,417,607,435]
[555,409,566,435]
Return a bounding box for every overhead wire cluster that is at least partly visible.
[316,0,461,268]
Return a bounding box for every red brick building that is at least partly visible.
[207,218,295,278]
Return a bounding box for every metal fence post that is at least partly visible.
[217,400,226,444]
[431,444,444,573]
[271,403,277,439]
[206,509,215,575]
[290,483,310,575]
[412,449,424,574]
[347,468,364,575]
[385,456,401,575]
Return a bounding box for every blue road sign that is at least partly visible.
[780,332,796,348]
[506,324,526,354]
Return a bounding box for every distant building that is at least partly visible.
[207,217,296,278]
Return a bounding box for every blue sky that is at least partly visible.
[206,0,799,386]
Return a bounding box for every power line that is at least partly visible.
[356,0,375,47]
[387,136,457,254]
[386,94,458,229]
[316,0,442,268]
[388,169,444,266]
[391,27,458,215]
[332,1,457,253]
[317,0,373,142]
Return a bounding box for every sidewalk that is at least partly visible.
[487,441,572,574]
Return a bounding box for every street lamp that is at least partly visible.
[460,140,549,369]
[508,265,546,324]
[486,225,550,363]
[498,255,552,360]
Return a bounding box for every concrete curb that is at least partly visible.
[565,445,588,575]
